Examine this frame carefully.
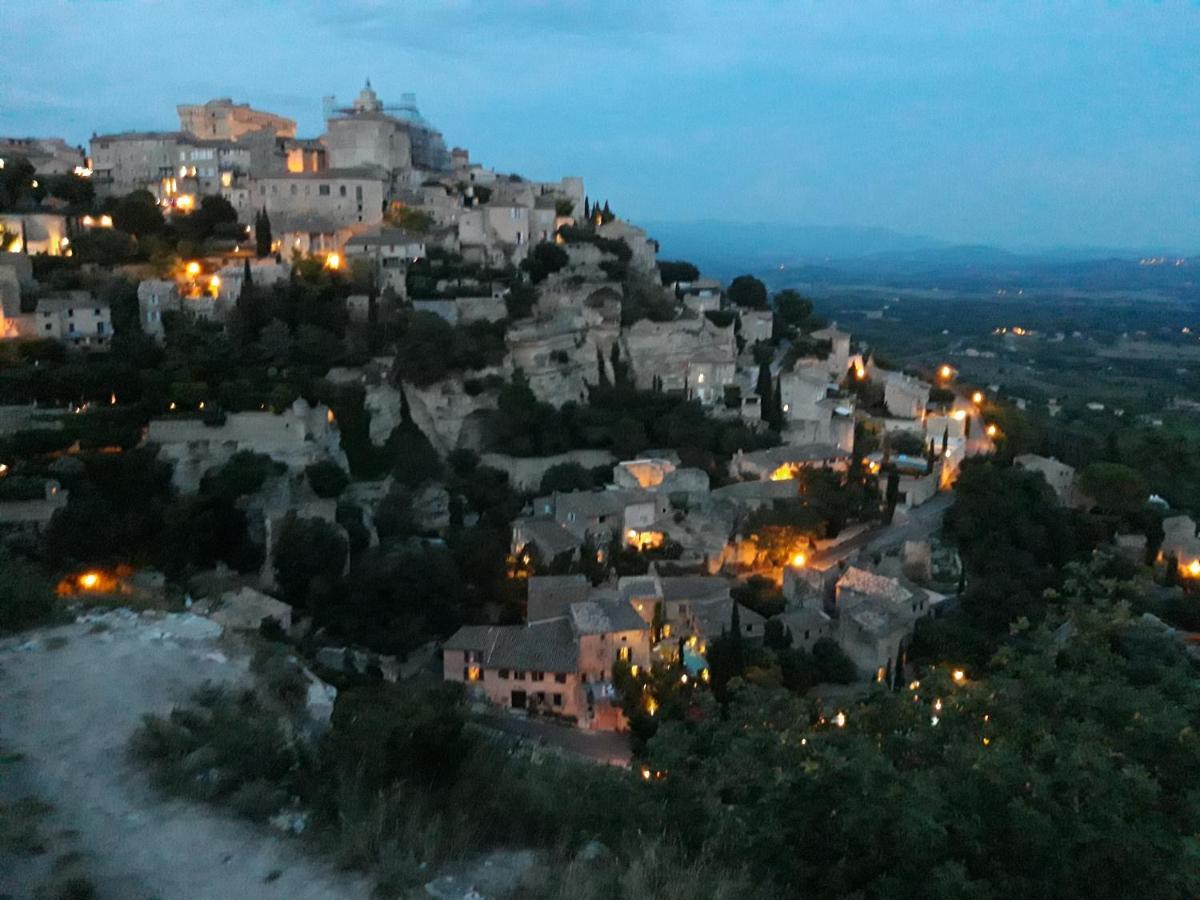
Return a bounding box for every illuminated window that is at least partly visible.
[618,646,631,662]
[464,666,482,682]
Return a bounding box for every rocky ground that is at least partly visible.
[0,610,369,900]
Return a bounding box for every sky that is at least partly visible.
[2,0,1198,252]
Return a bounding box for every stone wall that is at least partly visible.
[480,450,616,492]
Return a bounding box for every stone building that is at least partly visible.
[443,586,651,731]
[176,98,296,142]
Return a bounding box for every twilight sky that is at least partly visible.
[2,0,1198,252]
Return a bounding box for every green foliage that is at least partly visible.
[305,460,350,498]
[386,421,444,488]
[131,685,303,822]
[392,313,506,387]
[272,513,348,609]
[521,242,569,284]
[254,208,273,258]
[943,458,1095,637]
[0,156,37,210]
[727,274,768,310]
[175,194,238,243]
[0,550,56,632]
[157,494,261,577]
[505,282,538,319]
[385,205,434,234]
[773,289,813,328]
[658,260,700,285]
[538,462,595,495]
[200,450,281,502]
[111,189,164,238]
[44,448,174,566]
[643,565,1200,898]
[1079,461,1149,514]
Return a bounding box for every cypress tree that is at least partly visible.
[255,207,272,258]
[756,362,773,420]
[884,470,900,524]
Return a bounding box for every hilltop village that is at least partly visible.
[4,86,1200,900]
[0,87,1016,724]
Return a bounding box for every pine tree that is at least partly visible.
[583,196,590,220]
[941,426,949,455]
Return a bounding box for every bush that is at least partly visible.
[0,552,56,633]
[305,461,350,499]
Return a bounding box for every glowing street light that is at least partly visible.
[938,364,954,380]
[791,552,807,569]
[952,669,966,684]
[986,424,999,438]
[972,391,984,404]
[185,261,201,277]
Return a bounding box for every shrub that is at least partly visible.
[0,551,57,633]
[305,461,350,499]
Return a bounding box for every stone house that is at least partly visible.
[730,443,849,481]
[137,280,180,343]
[443,589,651,731]
[877,370,930,420]
[740,309,774,345]
[144,399,346,492]
[534,489,670,548]
[1014,454,1080,506]
[832,567,934,683]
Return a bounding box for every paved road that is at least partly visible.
[811,492,953,567]
[470,711,632,767]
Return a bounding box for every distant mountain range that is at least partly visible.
[640,220,1194,287]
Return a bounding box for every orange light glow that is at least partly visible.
[79,572,99,589]
[986,424,999,438]
[938,365,954,380]
[185,261,201,277]
[972,391,984,404]
[1187,560,1200,578]
[791,552,807,569]
[952,669,966,684]
[952,409,967,422]
[324,252,341,271]
[176,194,194,211]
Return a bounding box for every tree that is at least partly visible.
[255,208,273,258]
[658,260,700,286]
[727,274,768,310]
[883,469,900,524]
[773,289,813,328]
[272,514,348,609]
[1079,462,1148,515]
[305,461,350,498]
[384,205,434,233]
[521,242,569,284]
[539,462,594,495]
[111,189,164,237]
[182,194,238,241]
[0,550,55,632]
[0,156,37,211]
[201,451,282,502]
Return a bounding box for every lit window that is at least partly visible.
[465,666,482,682]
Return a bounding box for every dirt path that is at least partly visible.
[0,613,369,900]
